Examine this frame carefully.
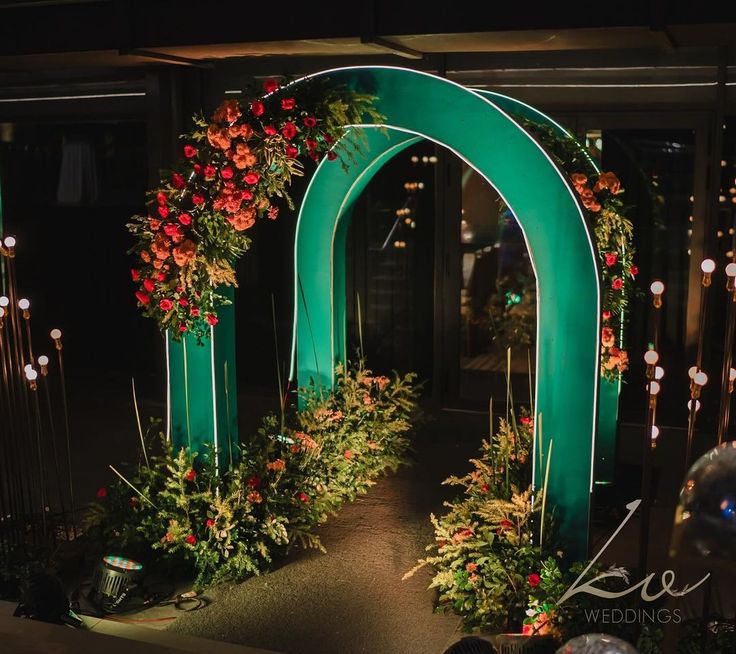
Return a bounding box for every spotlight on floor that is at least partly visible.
[89,555,143,611]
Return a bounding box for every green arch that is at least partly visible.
[291,67,600,558]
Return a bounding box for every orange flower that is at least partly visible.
[213,99,242,123]
[267,459,286,471]
[466,562,477,573]
[601,326,615,348]
[594,171,621,195]
[228,123,253,139]
[233,143,257,169]
[294,431,318,449]
[374,376,390,391]
[140,250,151,263]
[344,450,353,460]
[172,239,197,266]
[207,124,231,150]
[227,207,256,231]
[571,173,587,192]
[247,491,262,504]
[151,233,170,260]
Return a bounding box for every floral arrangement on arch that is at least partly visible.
[517,119,638,382]
[128,77,382,341]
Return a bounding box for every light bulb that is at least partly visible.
[50,329,62,340]
[650,281,665,295]
[688,399,701,412]
[0,296,8,307]
[701,259,716,274]
[694,372,708,386]
[38,355,49,366]
[3,236,16,248]
[651,426,660,439]
[688,366,699,379]
[730,368,736,382]
[24,363,33,373]
[25,368,37,381]
[727,263,736,278]
[18,298,29,310]
[655,366,665,380]
[643,350,659,365]
[649,381,661,395]
[0,307,4,318]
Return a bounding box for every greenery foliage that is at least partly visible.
[85,362,418,588]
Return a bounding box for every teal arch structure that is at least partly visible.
[290,66,601,559]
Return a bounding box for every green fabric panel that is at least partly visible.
[168,286,238,470]
[292,67,600,559]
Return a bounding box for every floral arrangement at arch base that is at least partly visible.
[128,77,382,341]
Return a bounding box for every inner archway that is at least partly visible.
[290,66,601,559]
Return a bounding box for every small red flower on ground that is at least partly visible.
[481,483,489,492]
[183,145,197,158]
[299,492,309,503]
[185,468,197,482]
[247,475,261,489]
[344,450,353,460]
[97,487,107,498]
[185,534,197,545]
[206,518,215,528]
[466,562,477,573]
[528,573,541,587]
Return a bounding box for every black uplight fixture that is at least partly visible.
[89,555,143,612]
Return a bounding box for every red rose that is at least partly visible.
[263,78,279,93]
[604,252,618,267]
[247,475,261,489]
[159,298,174,311]
[204,164,216,179]
[221,166,234,180]
[344,450,353,460]
[281,122,297,140]
[185,468,196,482]
[157,272,166,282]
[206,314,219,326]
[629,265,639,276]
[303,116,317,128]
[183,145,197,158]
[135,291,150,305]
[481,483,489,492]
[250,101,265,117]
[156,191,167,205]
[299,492,309,504]
[163,223,180,237]
[244,172,259,185]
[172,172,186,189]
[285,145,298,158]
[281,98,296,111]
[157,205,169,219]
[305,138,317,150]
[327,151,337,161]
[242,190,253,201]
[185,534,197,545]
[178,297,189,306]
[263,125,277,136]
[206,518,215,528]
[179,324,187,332]
[97,487,107,498]
[178,212,192,226]
[131,269,140,282]
[192,194,205,205]
[612,277,624,290]
[323,133,333,144]
[193,163,202,174]
[143,278,155,292]
[602,310,611,321]
[528,573,541,587]
[190,307,200,317]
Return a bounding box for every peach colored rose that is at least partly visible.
[213,99,242,123]
[207,125,231,150]
[172,239,197,266]
[151,233,170,260]
[594,171,621,194]
[227,207,256,231]
[267,459,285,471]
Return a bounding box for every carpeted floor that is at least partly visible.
[166,410,489,654]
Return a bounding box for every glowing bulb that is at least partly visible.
[50,329,62,340]
[688,366,698,379]
[24,363,32,373]
[0,307,4,318]
[655,366,665,380]
[651,426,660,439]
[730,368,736,382]
[650,281,665,295]
[18,298,29,310]
[3,236,16,248]
[0,296,8,307]
[38,355,49,366]
[643,350,659,365]
[688,400,701,412]
[701,259,716,274]
[25,368,37,381]
[694,372,708,386]
[649,381,661,395]
[727,263,736,278]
